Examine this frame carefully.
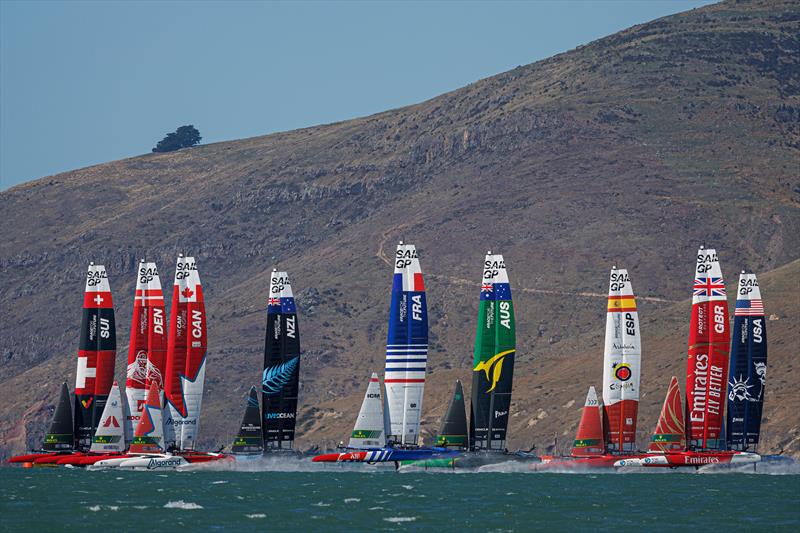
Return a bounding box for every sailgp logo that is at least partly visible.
[262,356,299,395]
[474,349,514,393]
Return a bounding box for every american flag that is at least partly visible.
[481,283,493,293]
[693,277,726,297]
[268,297,281,305]
[735,299,764,316]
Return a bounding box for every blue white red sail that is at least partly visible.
[384,242,428,445]
[726,272,767,451]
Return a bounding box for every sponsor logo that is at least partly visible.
[262,356,299,395]
[395,247,418,269]
[474,349,514,393]
[147,458,184,469]
[102,416,120,428]
[609,270,630,290]
[265,412,295,419]
[139,265,159,284]
[81,398,93,409]
[613,362,632,382]
[684,455,720,465]
[494,410,508,419]
[86,268,108,286]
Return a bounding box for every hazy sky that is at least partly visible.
[0,0,714,190]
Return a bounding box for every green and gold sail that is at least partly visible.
[469,253,516,451]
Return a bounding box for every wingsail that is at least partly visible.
[601,267,641,454]
[262,270,301,450]
[75,263,117,451]
[437,380,468,449]
[164,255,208,451]
[649,376,685,453]
[348,373,387,449]
[231,386,264,455]
[125,260,167,443]
[384,242,428,445]
[686,247,730,450]
[571,386,605,457]
[470,252,515,452]
[726,272,767,451]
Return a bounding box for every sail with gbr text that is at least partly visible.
[686,247,730,451]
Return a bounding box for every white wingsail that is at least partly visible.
[90,381,126,454]
[348,373,387,449]
[601,267,641,453]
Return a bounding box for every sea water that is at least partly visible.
[2,461,799,531]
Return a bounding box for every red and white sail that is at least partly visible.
[686,247,729,450]
[90,381,126,454]
[571,386,605,457]
[74,263,117,451]
[125,261,167,442]
[129,383,165,454]
[164,255,208,451]
[601,268,641,453]
[649,376,685,453]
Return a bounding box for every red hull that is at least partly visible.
[615,450,760,468]
[535,454,637,470]
[8,453,60,464]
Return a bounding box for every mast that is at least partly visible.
[726,271,767,452]
[601,267,641,454]
[437,380,468,449]
[648,376,685,453]
[384,242,428,446]
[261,270,301,450]
[126,260,167,444]
[686,246,730,451]
[231,386,264,454]
[179,257,207,450]
[75,263,117,451]
[470,252,515,452]
[348,373,387,449]
[571,386,605,457]
[43,382,74,452]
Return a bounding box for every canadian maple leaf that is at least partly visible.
[182,287,194,298]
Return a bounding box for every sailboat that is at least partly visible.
[437,380,468,449]
[470,252,516,453]
[538,267,643,469]
[8,382,76,465]
[261,269,302,452]
[230,386,264,455]
[55,381,128,465]
[164,255,208,452]
[312,372,458,466]
[313,243,458,466]
[726,271,767,452]
[615,248,760,468]
[126,260,167,444]
[75,263,117,451]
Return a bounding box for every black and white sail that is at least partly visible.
[232,386,264,454]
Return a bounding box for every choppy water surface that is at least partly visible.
[2,461,799,531]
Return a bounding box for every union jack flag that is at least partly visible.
[268,297,281,305]
[693,277,726,297]
[481,283,493,293]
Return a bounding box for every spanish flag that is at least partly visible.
[607,295,637,312]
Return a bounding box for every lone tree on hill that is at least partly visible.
[152,125,202,153]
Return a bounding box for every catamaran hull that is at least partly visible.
[534,455,636,470]
[313,448,459,464]
[8,453,61,464]
[403,451,539,470]
[614,451,761,468]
